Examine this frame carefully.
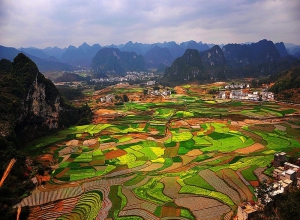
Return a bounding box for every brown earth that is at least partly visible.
[235,143,265,154]
[249,180,260,187]
[104,149,127,160]
[35,154,53,166]
[161,206,181,217]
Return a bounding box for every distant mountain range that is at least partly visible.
[0,45,73,72]
[162,39,300,85]
[1,39,300,80]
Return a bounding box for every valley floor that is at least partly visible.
[20,83,300,220]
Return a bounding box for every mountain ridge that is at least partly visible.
[1,39,299,76]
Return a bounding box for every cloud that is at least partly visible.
[0,0,299,48]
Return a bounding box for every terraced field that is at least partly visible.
[22,84,300,219]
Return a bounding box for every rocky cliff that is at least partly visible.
[0,53,92,142]
[200,45,226,67]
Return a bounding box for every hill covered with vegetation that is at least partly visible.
[91,48,145,76]
[161,46,227,85]
[269,67,300,103]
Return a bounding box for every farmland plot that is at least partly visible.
[175,197,231,220]
[22,85,300,220]
[198,169,241,204]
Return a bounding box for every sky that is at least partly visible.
[0,0,299,48]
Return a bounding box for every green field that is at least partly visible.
[24,85,300,220]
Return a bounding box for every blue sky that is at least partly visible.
[0,0,299,48]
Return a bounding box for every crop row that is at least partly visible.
[198,169,240,205]
[218,169,253,201]
[58,191,102,220]
[211,155,273,172]
[175,197,231,220]
[28,197,79,220]
[18,186,84,207]
[179,185,234,207]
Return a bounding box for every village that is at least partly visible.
[218,83,274,101]
[237,151,300,220]
[96,80,172,103]
[91,71,157,83]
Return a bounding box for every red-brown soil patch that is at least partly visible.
[185,118,201,126]
[28,196,79,219]
[130,133,149,139]
[55,200,64,211]
[235,143,265,154]
[35,154,53,166]
[185,149,202,157]
[228,124,241,130]
[170,120,190,129]
[104,149,127,160]
[138,123,146,128]
[249,181,259,187]
[161,206,181,217]
[36,174,51,184]
[95,109,118,115]
[174,86,187,95]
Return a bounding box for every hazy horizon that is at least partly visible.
[1,0,299,48]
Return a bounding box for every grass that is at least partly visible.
[134,178,167,205]
[241,165,258,181]
[181,209,195,220]
[147,182,172,203]
[184,174,215,191]
[211,155,273,172]
[124,175,145,186]
[179,185,234,207]
[171,131,193,142]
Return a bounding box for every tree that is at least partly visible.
[153,86,160,91]
[251,79,258,88]
[122,94,129,102]
[143,89,148,96]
